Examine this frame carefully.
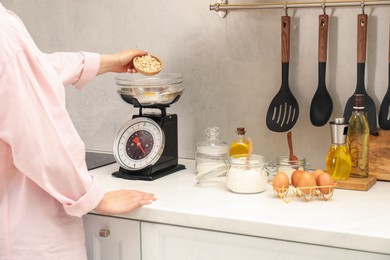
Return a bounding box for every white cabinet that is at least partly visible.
[83,214,141,260]
[141,222,388,260]
[83,215,388,260]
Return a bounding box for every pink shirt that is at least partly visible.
[0,4,105,259]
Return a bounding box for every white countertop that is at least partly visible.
[89,159,390,255]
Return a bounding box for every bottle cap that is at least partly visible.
[334,118,345,124]
[236,127,246,135]
[329,118,348,144]
[353,94,365,110]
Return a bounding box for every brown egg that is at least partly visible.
[291,169,303,188]
[273,172,290,192]
[312,169,325,184]
[317,172,335,194]
[297,172,316,194]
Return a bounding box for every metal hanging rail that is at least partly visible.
[210,0,390,17]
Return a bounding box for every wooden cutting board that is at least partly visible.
[332,130,389,191]
[369,130,390,181]
[335,175,377,191]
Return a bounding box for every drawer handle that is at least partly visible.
[99,228,110,238]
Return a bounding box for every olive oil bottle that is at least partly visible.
[326,118,351,180]
[229,127,250,158]
[347,94,369,178]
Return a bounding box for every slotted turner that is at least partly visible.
[378,26,390,130]
[266,15,299,132]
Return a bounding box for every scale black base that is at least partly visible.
[112,101,185,181]
[112,164,185,181]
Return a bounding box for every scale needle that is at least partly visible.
[133,137,146,155]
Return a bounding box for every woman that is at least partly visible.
[0,3,156,259]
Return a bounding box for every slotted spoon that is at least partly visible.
[266,15,299,132]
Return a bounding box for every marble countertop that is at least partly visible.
[89,159,390,255]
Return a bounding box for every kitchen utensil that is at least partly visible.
[245,137,253,170]
[246,137,253,161]
[266,16,299,132]
[343,14,378,135]
[378,27,390,130]
[133,54,163,76]
[112,73,185,180]
[369,130,390,180]
[310,14,333,126]
[287,131,298,161]
[116,73,183,106]
[334,175,377,191]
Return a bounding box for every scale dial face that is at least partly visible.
[113,117,165,171]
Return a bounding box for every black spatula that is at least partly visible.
[266,15,299,132]
[343,14,378,135]
[378,27,390,130]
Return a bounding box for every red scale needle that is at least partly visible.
[132,137,146,155]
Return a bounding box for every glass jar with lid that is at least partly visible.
[195,127,229,184]
[226,155,267,194]
[275,156,307,179]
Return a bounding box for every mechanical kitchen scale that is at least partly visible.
[112,73,185,180]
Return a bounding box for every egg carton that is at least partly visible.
[272,184,336,203]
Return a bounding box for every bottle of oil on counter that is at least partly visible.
[229,127,250,158]
[326,118,351,180]
[347,94,369,178]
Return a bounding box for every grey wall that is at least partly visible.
[3,0,389,169]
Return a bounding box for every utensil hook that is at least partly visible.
[361,0,365,14]
[284,1,288,16]
[322,0,326,14]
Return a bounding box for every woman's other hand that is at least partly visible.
[94,190,157,215]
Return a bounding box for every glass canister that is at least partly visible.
[226,155,267,194]
[276,156,307,179]
[195,127,229,184]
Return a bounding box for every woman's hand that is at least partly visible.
[97,49,148,75]
[94,190,157,215]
